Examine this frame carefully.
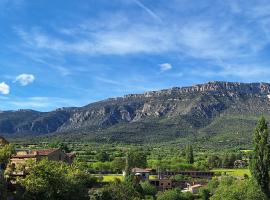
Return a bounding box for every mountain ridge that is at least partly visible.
[1,81,270,144]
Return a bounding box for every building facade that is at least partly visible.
[10,148,75,169]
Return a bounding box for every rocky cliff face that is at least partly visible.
[1,81,270,141]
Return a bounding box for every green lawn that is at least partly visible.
[211,168,251,177]
[98,170,251,182]
[100,174,124,182]
[98,174,158,182]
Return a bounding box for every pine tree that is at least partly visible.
[250,116,270,198]
[185,144,194,164]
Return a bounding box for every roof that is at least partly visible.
[132,168,152,173]
[11,148,59,159]
[66,153,76,158]
[34,149,59,155]
[11,154,36,158]
[190,184,203,189]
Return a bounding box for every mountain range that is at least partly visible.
[1,81,270,145]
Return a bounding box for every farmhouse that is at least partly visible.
[132,168,153,180]
[10,148,75,168]
[182,183,204,193]
[150,179,173,191]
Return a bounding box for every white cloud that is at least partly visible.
[12,1,270,82]
[160,63,172,72]
[0,82,10,95]
[15,17,268,60]
[15,26,175,55]
[15,74,35,86]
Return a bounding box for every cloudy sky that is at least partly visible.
[1,0,270,111]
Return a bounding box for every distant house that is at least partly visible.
[150,179,173,191]
[131,168,153,180]
[185,183,204,193]
[0,136,9,147]
[10,148,75,169]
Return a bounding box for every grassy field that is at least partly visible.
[100,174,124,182]
[99,174,158,182]
[98,169,251,182]
[211,168,251,177]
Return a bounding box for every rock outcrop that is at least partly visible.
[1,81,270,142]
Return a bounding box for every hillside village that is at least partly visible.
[0,119,266,200]
[1,0,269,199]
[1,136,214,196]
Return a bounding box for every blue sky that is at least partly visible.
[0,0,270,111]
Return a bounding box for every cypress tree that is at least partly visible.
[185,144,194,164]
[124,151,132,177]
[250,116,270,198]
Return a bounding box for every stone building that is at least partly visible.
[10,148,75,169]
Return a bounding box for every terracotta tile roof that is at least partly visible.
[11,154,36,158]
[11,148,59,158]
[34,148,59,156]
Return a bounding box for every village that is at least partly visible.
[0,135,252,199]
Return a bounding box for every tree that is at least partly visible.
[48,141,71,153]
[124,149,147,176]
[157,189,193,200]
[18,159,97,200]
[58,143,71,153]
[199,188,210,200]
[129,149,147,168]
[208,155,221,168]
[0,144,13,200]
[90,178,142,200]
[221,154,231,168]
[96,151,110,162]
[210,177,266,200]
[0,144,14,168]
[207,177,219,194]
[185,145,194,164]
[141,181,157,200]
[125,151,132,177]
[111,157,125,173]
[250,116,270,198]
[157,189,182,200]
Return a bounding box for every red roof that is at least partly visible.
[11,148,59,158]
[11,154,36,158]
[34,149,59,155]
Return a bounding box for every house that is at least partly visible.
[10,148,75,169]
[150,179,173,191]
[131,168,152,180]
[184,183,204,193]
